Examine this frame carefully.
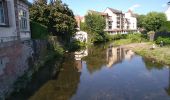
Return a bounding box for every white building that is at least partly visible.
[0,0,31,43]
[165,2,170,21]
[125,10,137,30]
[104,8,125,34]
[74,31,88,43]
[103,8,137,34]
[84,8,137,35]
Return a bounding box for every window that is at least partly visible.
[19,9,27,30]
[0,1,5,24]
[108,21,112,25]
[109,26,112,29]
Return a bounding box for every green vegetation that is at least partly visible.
[30,21,48,39]
[67,40,86,52]
[137,12,167,32]
[137,14,145,28]
[30,0,77,46]
[81,12,106,43]
[124,43,170,65]
[109,33,147,46]
[159,21,170,32]
[156,37,170,45]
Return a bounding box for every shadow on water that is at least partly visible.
[28,53,81,100]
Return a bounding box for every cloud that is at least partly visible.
[162,3,167,8]
[129,4,141,11]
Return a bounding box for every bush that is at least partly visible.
[159,21,170,32]
[30,21,48,39]
[106,33,127,40]
[68,40,86,51]
[156,37,170,45]
[126,33,143,42]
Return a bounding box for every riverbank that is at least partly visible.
[116,41,170,66]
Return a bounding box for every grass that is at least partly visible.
[114,39,133,46]
[113,38,170,65]
[122,42,170,65]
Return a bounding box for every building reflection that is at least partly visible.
[106,45,135,68]
[74,49,88,72]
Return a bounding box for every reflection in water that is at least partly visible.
[74,49,88,72]
[29,53,81,100]
[106,45,135,67]
[2,43,170,100]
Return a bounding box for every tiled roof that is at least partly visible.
[108,8,122,14]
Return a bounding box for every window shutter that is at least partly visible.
[3,0,9,26]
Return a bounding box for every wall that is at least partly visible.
[0,40,48,99]
[165,7,170,21]
[0,0,18,43]
[17,0,31,40]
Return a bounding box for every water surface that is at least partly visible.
[3,45,170,100]
[6,43,170,100]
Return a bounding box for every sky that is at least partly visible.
[28,0,170,16]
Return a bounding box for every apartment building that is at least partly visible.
[165,1,170,21]
[104,8,137,34]
[0,0,31,43]
[77,7,138,35]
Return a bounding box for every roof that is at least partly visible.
[107,7,122,14]
[88,10,108,16]
[127,10,138,18]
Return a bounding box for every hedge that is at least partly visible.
[30,21,48,39]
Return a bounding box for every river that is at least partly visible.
[2,42,170,100]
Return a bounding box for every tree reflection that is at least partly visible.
[29,53,81,100]
[83,45,107,74]
[142,58,164,70]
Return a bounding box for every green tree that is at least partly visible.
[137,14,145,28]
[29,0,77,42]
[143,12,167,32]
[84,13,106,42]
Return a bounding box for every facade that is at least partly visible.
[74,31,88,43]
[0,0,31,43]
[165,2,170,21]
[103,8,137,34]
[77,8,138,35]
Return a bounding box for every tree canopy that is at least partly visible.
[84,13,106,42]
[143,12,167,32]
[137,14,145,28]
[29,0,77,41]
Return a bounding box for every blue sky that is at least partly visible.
[28,0,170,16]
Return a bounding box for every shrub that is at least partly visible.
[30,21,48,39]
[156,37,170,45]
[127,33,143,42]
[159,21,170,32]
[69,40,86,51]
[107,33,127,40]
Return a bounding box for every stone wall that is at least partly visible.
[0,40,48,99]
